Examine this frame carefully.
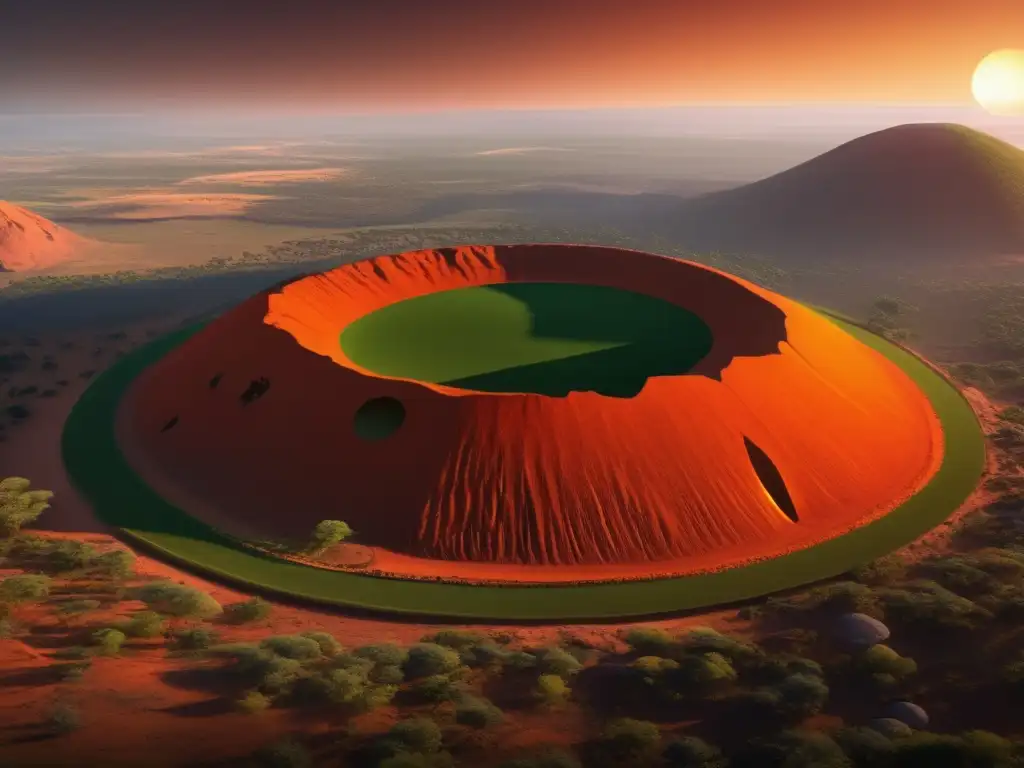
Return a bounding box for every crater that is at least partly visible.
[340,283,714,398]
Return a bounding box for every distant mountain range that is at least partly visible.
[666,123,1024,262]
[0,201,93,271]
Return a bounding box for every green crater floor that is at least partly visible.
[339,283,715,397]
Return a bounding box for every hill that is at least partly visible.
[669,123,1024,262]
[0,201,93,271]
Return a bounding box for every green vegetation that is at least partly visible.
[306,519,353,555]
[60,308,985,620]
[222,596,272,624]
[0,476,53,536]
[131,580,222,621]
[341,283,714,398]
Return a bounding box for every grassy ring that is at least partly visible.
[61,309,985,621]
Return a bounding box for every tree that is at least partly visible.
[0,477,53,536]
[306,520,353,554]
[133,581,222,621]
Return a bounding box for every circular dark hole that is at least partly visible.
[353,396,406,441]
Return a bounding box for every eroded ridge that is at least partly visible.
[121,244,943,576]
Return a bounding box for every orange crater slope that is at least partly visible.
[119,244,942,583]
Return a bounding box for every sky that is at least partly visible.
[2,0,1024,114]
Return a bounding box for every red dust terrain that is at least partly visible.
[118,244,943,584]
[0,201,94,272]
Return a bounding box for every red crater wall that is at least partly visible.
[118,244,942,581]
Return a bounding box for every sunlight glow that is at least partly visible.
[972,49,1024,116]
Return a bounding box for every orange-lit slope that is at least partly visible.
[120,245,941,573]
[0,201,92,271]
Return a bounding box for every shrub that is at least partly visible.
[260,634,324,661]
[307,519,353,554]
[212,643,302,688]
[632,655,680,677]
[411,674,465,705]
[58,659,92,682]
[672,652,738,691]
[422,629,484,650]
[55,599,102,620]
[222,596,271,624]
[536,646,583,677]
[94,549,136,579]
[92,627,127,656]
[599,718,662,763]
[404,642,463,678]
[300,631,342,657]
[133,581,222,620]
[362,683,398,711]
[119,610,165,638]
[0,477,53,536]
[662,736,727,768]
[47,701,80,734]
[463,639,508,669]
[356,642,408,667]
[0,573,51,603]
[535,674,570,707]
[503,650,538,670]
[237,690,273,714]
[856,644,917,680]
[849,555,908,585]
[170,626,219,651]
[833,727,895,768]
[773,673,830,720]
[877,580,989,631]
[454,695,503,728]
[623,627,675,655]
[254,739,312,768]
[372,664,406,685]
[389,717,443,754]
[292,667,365,707]
[42,539,99,572]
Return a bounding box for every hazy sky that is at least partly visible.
[3,0,1023,113]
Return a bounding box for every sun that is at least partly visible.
[972,49,1024,115]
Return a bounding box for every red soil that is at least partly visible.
[0,201,93,272]
[119,244,943,583]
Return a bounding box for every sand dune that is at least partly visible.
[0,200,95,271]
[120,245,941,582]
[65,191,277,220]
[177,167,348,186]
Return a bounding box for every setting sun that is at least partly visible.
[972,49,1024,115]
